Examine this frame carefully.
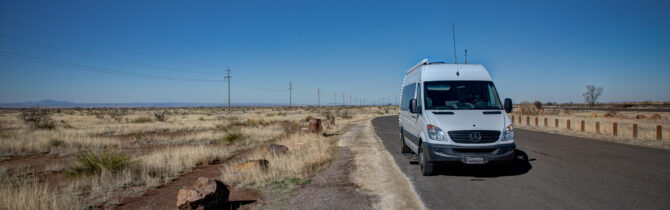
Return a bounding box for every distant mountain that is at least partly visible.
[0,100,282,108]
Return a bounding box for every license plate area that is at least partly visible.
[463,156,487,164]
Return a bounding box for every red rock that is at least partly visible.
[176,177,230,210]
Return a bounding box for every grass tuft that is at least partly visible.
[68,149,134,176]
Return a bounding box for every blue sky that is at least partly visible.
[1,0,668,105]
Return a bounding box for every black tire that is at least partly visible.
[400,131,411,153]
[419,143,434,176]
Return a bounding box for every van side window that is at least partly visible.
[400,83,416,111]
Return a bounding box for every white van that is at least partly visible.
[399,58,515,176]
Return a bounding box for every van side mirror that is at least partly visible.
[409,99,418,113]
[504,98,513,113]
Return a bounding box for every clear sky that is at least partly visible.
[1,0,668,105]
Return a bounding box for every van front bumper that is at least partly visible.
[424,142,516,164]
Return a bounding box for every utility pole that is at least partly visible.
[350,95,352,107]
[342,93,345,107]
[225,67,231,112]
[289,81,293,107]
[334,92,336,106]
[317,88,320,107]
[395,93,398,106]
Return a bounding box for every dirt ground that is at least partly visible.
[278,119,424,210]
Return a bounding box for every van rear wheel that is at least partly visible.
[400,131,411,153]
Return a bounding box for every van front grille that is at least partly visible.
[448,130,500,144]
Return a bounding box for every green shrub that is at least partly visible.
[219,131,245,144]
[68,150,134,176]
[133,131,143,140]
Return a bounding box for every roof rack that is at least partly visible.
[406,58,446,74]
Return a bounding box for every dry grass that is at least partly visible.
[0,179,84,210]
[511,109,670,149]
[219,133,333,186]
[0,106,397,209]
[138,145,232,186]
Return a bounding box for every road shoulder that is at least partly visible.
[341,119,426,210]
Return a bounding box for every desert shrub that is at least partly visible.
[20,108,55,129]
[153,110,167,122]
[49,139,65,147]
[533,101,543,110]
[219,131,245,144]
[519,102,539,115]
[266,113,276,117]
[133,131,143,140]
[132,117,153,123]
[68,150,133,176]
[108,108,127,122]
[336,109,352,119]
[650,114,662,119]
[321,111,336,123]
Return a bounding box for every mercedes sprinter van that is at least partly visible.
[399,58,515,176]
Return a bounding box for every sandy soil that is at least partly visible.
[284,119,424,209]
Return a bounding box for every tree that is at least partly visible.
[582,85,603,106]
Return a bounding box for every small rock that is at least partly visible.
[176,177,230,210]
[267,144,289,155]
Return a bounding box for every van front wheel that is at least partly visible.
[419,144,434,176]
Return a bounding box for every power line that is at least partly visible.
[0,17,223,70]
[0,33,222,75]
[0,50,224,82]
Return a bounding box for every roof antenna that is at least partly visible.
[464,49,468,64]
[452,23,457,64]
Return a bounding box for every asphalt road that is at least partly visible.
[372,115,670,209]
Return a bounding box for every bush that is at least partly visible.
[108,109,127,122]
[533,101,543,110]
[219,131,245,144]
[154,110,167,122]
[49,139,65,147]
[68,150,134,176]
[20,108,55,129]
[132,117,153,123]
[519,102,539,115]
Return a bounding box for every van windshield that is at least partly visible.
[423,81,503,110]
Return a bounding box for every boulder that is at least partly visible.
[233,159,269,173]
[266,144,289,155]
[176,177,230,210]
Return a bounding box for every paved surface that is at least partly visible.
[372,115,670,209]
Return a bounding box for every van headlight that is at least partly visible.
[501,124,514,141]
[427,124,447,141]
